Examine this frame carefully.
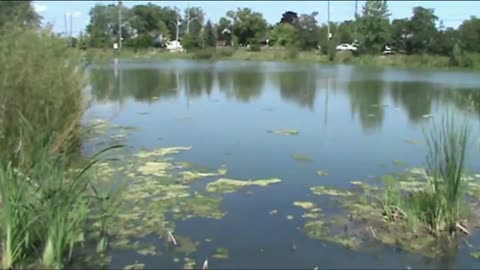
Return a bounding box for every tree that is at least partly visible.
[405,6,438,54]
[0,1,41,29]
[458,16,480,53]
[203,20,216,48]
[130,4,170,47]
[183,7,204,36]
[86,4,134,48]
[296,12,320,50]
[391,18,409,53]
[357,0,391,54]
[226,8,268,46]
[279,11,299,25]
[270,23,297,46]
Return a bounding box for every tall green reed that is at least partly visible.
[424,113,470,235]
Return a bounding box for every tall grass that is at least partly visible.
[381,113,471,238]
[423,113,470,235]
[0,26,123,268]
[0,26,85,169]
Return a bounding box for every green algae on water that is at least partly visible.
[310,186,353,197]
[134,146,192,159]
[123,262,145,270]
[206,178,281,193]
[316,170,328,176]
[212,248,230,260]
[267,129,299,136]
[293,201,316,209]
[291,154,312,162]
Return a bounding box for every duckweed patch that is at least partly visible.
[212,248,230,260]
[267,129,299,136]
[310,186,353,197]
[302,166,480,259]
[293,201,316,209]
[316,170,329,177]
[291,154,313,162]
[206,178,281,193]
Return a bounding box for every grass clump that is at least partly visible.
[0,26,123,269]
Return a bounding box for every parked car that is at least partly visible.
[336,43,358,51]
[383,45,394,55]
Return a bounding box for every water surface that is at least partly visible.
[84,59,480,269]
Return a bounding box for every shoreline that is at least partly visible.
[83,48,480,72]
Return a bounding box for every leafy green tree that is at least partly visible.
[279,11,299,25]
[296,12,320,50]
[405,6,438,54]
[130,3,170,47]
[458,16,480,53]
[203,20,216,48]
[182,6,204,49]
[337,20,355,44]
[227,8,268,46]
[357,0,392,54]
[86,4,134,48]
[270,23,297,46]
[0,1,41,29]
[391,18,409,53]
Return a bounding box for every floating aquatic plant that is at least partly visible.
[206,178,281,193]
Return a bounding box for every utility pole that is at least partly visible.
[118,0,122,49]
[176,14,180,41]
[355,0,358,19]
[69,13,73,47]
[64,13,68,39]
[327,0,331,40]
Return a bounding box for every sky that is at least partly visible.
[33,1,478,37]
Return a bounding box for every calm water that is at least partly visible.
[84,59,480,269]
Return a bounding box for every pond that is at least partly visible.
[82,59,480,269]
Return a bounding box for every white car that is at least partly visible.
[336,43,358,51]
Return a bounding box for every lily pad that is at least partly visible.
[267,129,299,136]
[311,186,353,197]
[206,178,281,193]
[293,201,316,210]
[287,215,294,220]
[269,209,278,215]
[212,248,229,260]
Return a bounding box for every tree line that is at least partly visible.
[1,0,479,62]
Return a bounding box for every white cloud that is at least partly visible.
[33,3,47,13]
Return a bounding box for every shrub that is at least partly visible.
[285,45,299,60]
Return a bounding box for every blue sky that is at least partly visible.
[33,1,478,37]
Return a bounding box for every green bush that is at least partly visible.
[335,51,354,63]
[249,41,261,52]
[192,48,216,60]
[285,45,299,60]
[217,47,235,57]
